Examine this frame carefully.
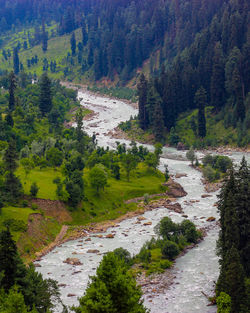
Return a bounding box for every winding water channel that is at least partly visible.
[36,90,250,313]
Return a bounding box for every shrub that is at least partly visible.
[31,203,38,210]
[138,245,151,263]
[30,182,39,197]
[179,220,200,243]
[217,292,231,313]
[143,193,150,205]
[202,165,220,182]
[21,200,29,208]
[161,240,180,260]
[113,248,132,265]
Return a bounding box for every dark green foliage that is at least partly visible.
[70,32,76,56]
[216,159,250,312]
[8,72,16,112]
[138,74,148,130]
[0,229,60,312]
[0,228,18,291]
[113,248,131,265]
[46,147,63,167]
[13,48,19,75]
[161,241,180,260]
[30,182,39,197]
[39,73,52,116]
[73,252,148,313]
[195,87,207,138]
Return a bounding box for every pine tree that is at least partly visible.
[3,139,18,172]
[42,22,48,53]
[8,72,16,112]
[137,73,148,130]
[224,246,246,313]
[195,87,207,138]
[71,32,76,56]
[235,157,250,276]
[82,21,88,46]
[0,228,18,291]
[73,252,148,313]
[153,97,165,142]
[210,42,225,111]
[39,73,52,116]
[13,48,19,75]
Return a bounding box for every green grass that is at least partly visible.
[70,163,166,225]
[88,86,138,102]
[17,167,62,200]
[0,27,83,80]
[0,206,34,242]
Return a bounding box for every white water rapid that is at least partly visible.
[36,90,250,313]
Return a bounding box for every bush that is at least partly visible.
[202,165,220,182]
[113,248,132,265]
[30,182,39,197]
[31,203,38,210]
[21,200,29,208]
[3,218,27,232]
[179,220,200,243]
[217,292,231,313]
[161,240,180,260]
[138,245,151,263]
[154,216,177,240]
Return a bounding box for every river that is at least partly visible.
[36,90,249,313]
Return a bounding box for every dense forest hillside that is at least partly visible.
[0,0,249,147]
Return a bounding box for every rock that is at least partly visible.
[201,194,212,198]
[85,238,91,241]
[67,294,76,297]
[87,249,100,253]
[72,252,77,255]
[182,214,188,218]
[34,263,41,267]
[175,173,187,178]
[206,216,216,222]
[137,216,146,221]
[143,222,152,226]
[166,203,183,213]
[58,283,67,287]
[72,271,82,275]
[164,178,187,198]
[63,258,82,266]
[176,142,186,151]
[106,234,114,238]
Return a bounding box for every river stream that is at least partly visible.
[36,91,249,313]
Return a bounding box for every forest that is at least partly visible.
[0,0,249,312]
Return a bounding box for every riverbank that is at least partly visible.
[33,178,187,262]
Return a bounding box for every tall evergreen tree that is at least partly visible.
[153,96,165,142]
[42,22,48,53]
[71,32,76,56]
[13,48,19,75]
[8,72,16,112]
[137,74,148,130]
[195,87,207,138]
[39,73,52,116]
[82,21,88,46]
[210,42,225,111]
[235,157,250,276]
[0,228,18,291]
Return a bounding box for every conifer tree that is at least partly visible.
[153,97,165,142]
[13,47,19,75]
[8,72,16,112]
[82,21,88,46]
[210,42,225,111]
[235,157,250,275]
[42,22,48,53]
[71,32,76,56]
[0,228,18,291]
[73,252,148,313]
[39,73,52,116]
[195,87,207,138]
[137,73,148,130]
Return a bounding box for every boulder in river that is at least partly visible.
[206,217,216,222]
[63,258,82,266]
[164,178,187,198]
[87,249,100,253]
[106,234,115,238]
